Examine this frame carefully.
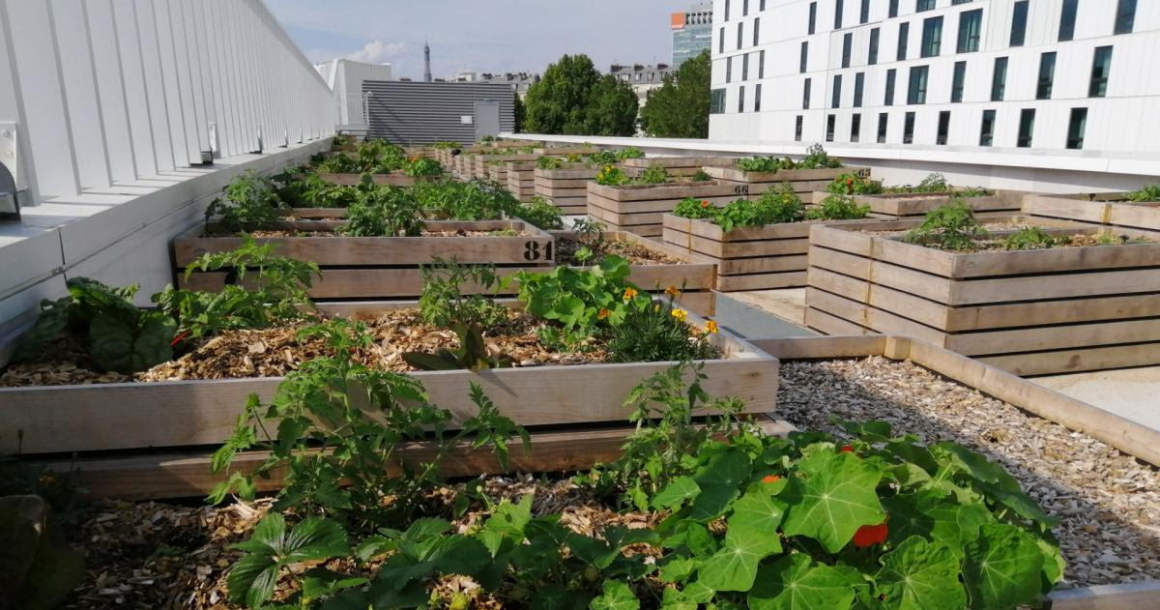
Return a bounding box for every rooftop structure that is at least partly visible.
[672,2,714,66]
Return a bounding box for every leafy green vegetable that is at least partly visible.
[903,200,988,251]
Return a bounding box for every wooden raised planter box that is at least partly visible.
[587,181,743,238]
[803,216,1160,376]
[506,161,538,201]
[1023,192,1160,234]
[6,304,778,497]
[477,153,540,183]
[621,156,739,178]
[824,190,1023,219]
[535,165,601,215]
[533,146,600,156]
[753,335,1160,609]
[174,220,556,300]
[662,214,876,292]
[704,165,868,197]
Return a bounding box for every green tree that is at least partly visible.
[513,92,526,133]
[524,54,639,136]
[640,50,711,138]
[584,74,639,136]
[524,54,601,134]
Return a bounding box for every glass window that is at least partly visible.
[921,16,943,57]
[980,109,996,146]
[754,17,761,45]
[860,0,870,24]
[719,28,725,53]
[852,113,862,142]
[1090,46,1113,97]
[1115,0,1136,35]
[801,41,809,73]
[991,56,1008,101]
[842,33,853,68]
[957,9,982,52]
[827,114,836,142]
[877,112,889,143]
[835,0,844,29]
[737,22,743,48]
[796,115,804,141]
[1037,52,1056,100]
[917,0,935,11]
[1067,108,1088,150]
[726,57,733,83]
[756,83,763,112]
[809,2,818,34]
[1017,108,1035,147]
[897,22,910,60]
[869,28,880,65]
[854,72,865,107]
[1059,0,1078,41]
[725,0,730,20]
[832,74,843,107]
[803,77,812,108]
[907,65,929,104]
[761,0,767,9]
[711,88,727,114]
[937,110,951,145]
[739,85,746,112]
[951,0,972,4]
[1010,1,1028,47]
[885,68,897,105]
[904,111,916,144]
[760,50,766,78]
[889,0,899,18]
[951,61,966,103]
[743,0,749,16]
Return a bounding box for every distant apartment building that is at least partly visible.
[455,71,541,99]
[611,63,677,105]
[673,3,714,66]
[709,0,1160,158]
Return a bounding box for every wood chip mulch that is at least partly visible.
[778,357,1160,589]
[0,310,606,388]
[557,238,684,266]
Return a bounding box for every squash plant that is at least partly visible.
[221,363,1063,610]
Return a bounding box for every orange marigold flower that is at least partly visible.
[852,522,889,548]
[664,285,681,297]
[705,320,719,334]
[623,287,639,300]
[761,475,781,484]
[671,308,688,322]
[598,308,611,320]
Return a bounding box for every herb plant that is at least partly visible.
[1003,227,1059,251]
[604,289,720,364]
[673,197,719,220]
[636,165,669,185]
[1127,184,1160,202]
[537,156,564,170]
[827,173,883,195]
[403,157,443,177]
[903,200,988,251]
[512,196,564,230]
[595,164,630,186]
[205,171,283,233]
[884,173,991,197]
[806,193,872,220]
[417,258,509,329]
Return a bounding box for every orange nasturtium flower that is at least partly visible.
[852,522,889,548]
[704,320,719,334]
[598,308,611,320]
[664,285,681,297]
[623,287,639,300]
[671,308,688,322]
[840,445,855,453]
[761,474,781,484]
[700,200,711,208]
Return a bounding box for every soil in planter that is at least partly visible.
[779,357,1160,588]
[0,310,607,388]
[61,477,654,610]
[557,237,684,266]
[201,229,524,238]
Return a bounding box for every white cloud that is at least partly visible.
[347,40,407,64]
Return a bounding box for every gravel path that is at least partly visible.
[777,357,1160,589]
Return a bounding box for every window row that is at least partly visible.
[723,50,767,84]
[809,45,1114,110]
[801,107,1089,150]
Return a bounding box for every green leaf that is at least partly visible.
[532,585,572,610]
[404,518,452,541]
[659,557,697,583]
[963,523,1046,610]
[282,517,349,563]
[232,513,287,555]
[748,553,856,610]
[689,447,753,520]
[589,580,639,610]
[781,449,885,553]
[653,476,701,510]
[485,495,533,538]
[728,489,786,553]
[883,491,993,556]
[227,553,279,607]
[876,536,968,610]
[697,492,785,593]
[89,311,175,373]
[661,587,699,610]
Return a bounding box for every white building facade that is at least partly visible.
[708,0,1160,188]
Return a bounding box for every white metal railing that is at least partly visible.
[0,0,335,208]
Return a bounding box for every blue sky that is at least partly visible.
[267,0,691,79]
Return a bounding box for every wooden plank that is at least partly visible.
[947,318,1160,355]
[690,234,809,259]
[752,336,886,359]
[945,293,1160,332]
[807,267,870,303]
[951,242,1160,278]
[950,267,1160,306]
[588,194,737,216]
[805,307,873,336]
[908,340,1160,466]
[621,156,739,170]
[587,181,741,202]
[717,272,808,292]
[854,193,1018,217]
[704,165,865,183]
[979,343,1160,377]
[1046,581,1160,609]
[718,255,809,275]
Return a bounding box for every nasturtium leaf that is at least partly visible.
[876,536,968,610]
[659,557,697,583]
[683,581,715,604]
[964,524,1046,610]
[727,489,786,556]
[532,584,571,610]
[748,553,856,610]
[590,580,640,610]
[653,476,702,510]
[684,522,717,558]
[690,447,753,520]
[1037,538,1066,585]
[883,491,993,555]
[781,450,886,553]
[660,587,698,610]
